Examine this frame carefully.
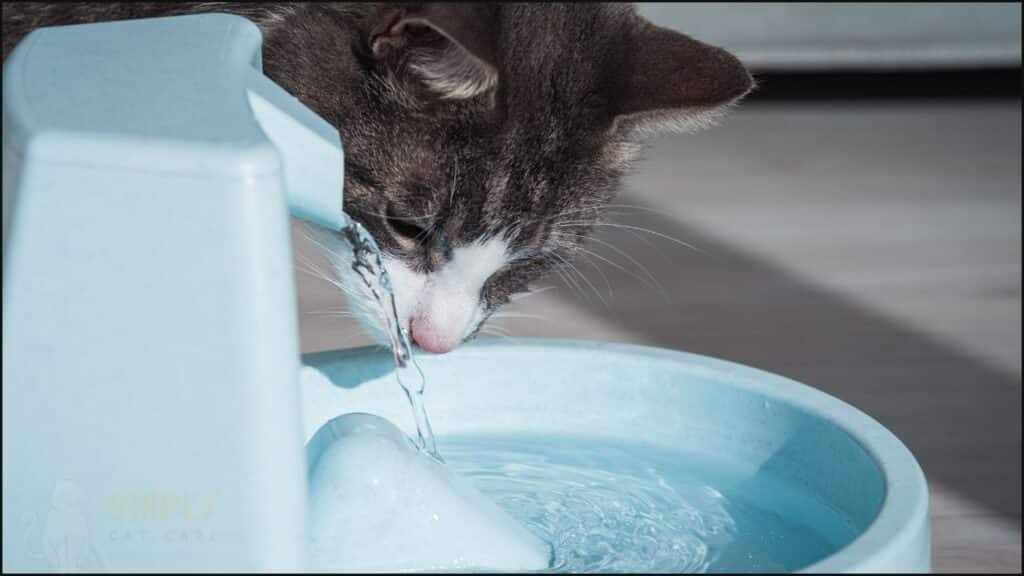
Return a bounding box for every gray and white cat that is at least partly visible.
[3,2,753,353]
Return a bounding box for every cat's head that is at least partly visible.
[313,3,752,353]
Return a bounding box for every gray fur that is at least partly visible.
[2,2,752,316]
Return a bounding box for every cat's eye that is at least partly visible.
[385,204,431,244]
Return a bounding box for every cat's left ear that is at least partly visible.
[609,17,754,137]
[369,2,500,102]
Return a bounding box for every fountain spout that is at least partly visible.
[246,67,348,231]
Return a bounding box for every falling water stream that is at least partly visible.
[340,219,442,461]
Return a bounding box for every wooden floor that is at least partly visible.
[295,99,1022,573]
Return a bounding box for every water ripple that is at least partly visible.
[440,435,851,574]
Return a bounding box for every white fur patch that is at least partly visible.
[333,233,512,349]
[429,236,511,309]
[393,236,511,347]
[380,254,428,335]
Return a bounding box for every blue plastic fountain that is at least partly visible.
[2,14,930,573]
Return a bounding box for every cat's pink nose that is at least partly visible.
[409,317,458,354]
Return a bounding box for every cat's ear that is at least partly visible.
[369,3,499,102]
[609,18,754,137]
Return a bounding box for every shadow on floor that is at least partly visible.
[546,194,1022,524]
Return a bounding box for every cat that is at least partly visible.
[2,2,753,353]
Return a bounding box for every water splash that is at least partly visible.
[340,220,442,461]
[442,435,854,573]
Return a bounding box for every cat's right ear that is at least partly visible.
[368,3,500,103]
[608,16,755,138]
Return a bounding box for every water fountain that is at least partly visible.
[2,14,930,573]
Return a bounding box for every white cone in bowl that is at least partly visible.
[306,413,551,572]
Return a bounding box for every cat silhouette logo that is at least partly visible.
[22,479,104,572]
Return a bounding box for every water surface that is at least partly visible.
[440,434,859,573]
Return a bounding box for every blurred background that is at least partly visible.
[295,3,1022,572]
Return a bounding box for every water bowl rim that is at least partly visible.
[304,337,930,573]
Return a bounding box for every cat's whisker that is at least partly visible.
[298,223,351,262]
[552,231,670,303]
[298,270,369,309]
[554,221,706,254]
[557,231,653,278]
[555,245,614,304]
[549,249,608,307]
[552,234,643,301]
[449,157,459,205]
[294,256,363,300]
[415,213,447,244]
[508,285,557,302]
[329,329,380,348]
[552,269,585,301]
[294,238,380,307]
[306,306,355,314]
[546,203,670,222]
[305,311,360,318]
[595,225,675,271]
[489,312,550,322]
[538,253,583,300]
[295,260,342,290]
[543,251,594,304]
[600,202,674,214]
[305,305,362,317]
[294,249,332,275]
[480,322,513,336]
[564,245,615,302]
[298,243,375,296]
[482,322,512,333]
[604,224,676,268]
[478,320,513,337]
[549,216,665,257]
[542,211,665,257]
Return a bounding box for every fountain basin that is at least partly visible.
[301,338,929,573]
